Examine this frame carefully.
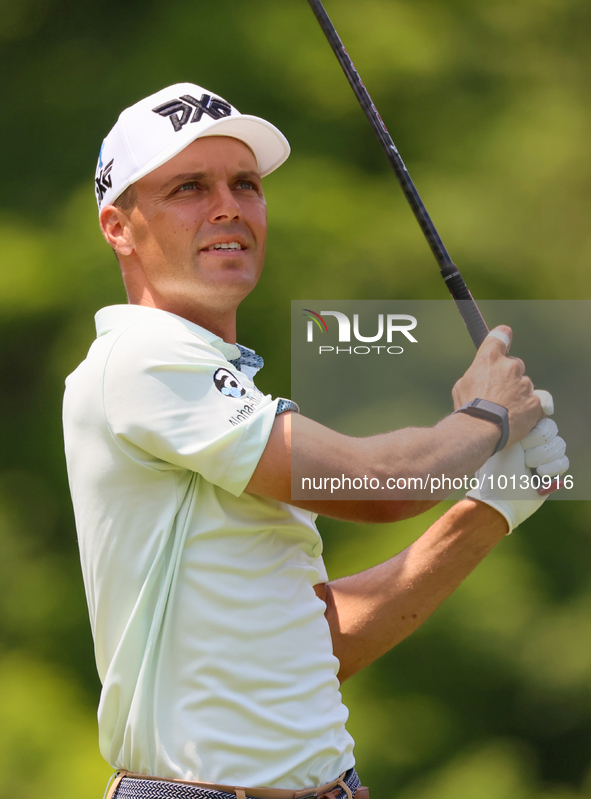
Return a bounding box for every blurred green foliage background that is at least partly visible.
[1,0,591,796]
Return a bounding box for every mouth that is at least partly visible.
[201,241,247,252]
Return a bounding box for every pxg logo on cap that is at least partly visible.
[95,149,114,204]
[152,93,232,132]
[94,82,291,212]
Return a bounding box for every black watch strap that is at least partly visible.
[453,398,509,455]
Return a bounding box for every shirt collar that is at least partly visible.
[94,305,258,368]
[228,344,265,380]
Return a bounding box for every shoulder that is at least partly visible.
[106,314,227,372]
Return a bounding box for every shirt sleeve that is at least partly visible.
[310,555,329,584]
[102,320,278,497]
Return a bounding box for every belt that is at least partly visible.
[106,768,368,799]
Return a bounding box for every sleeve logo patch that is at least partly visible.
[214,368,247,398]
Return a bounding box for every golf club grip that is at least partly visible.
[306,0,490,349]
[440,264,490,348]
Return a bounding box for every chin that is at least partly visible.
[208,268,262,294]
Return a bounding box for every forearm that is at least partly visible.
[320,499,508,682]
[249,327,545,520]
[249,412,502,522]
[346,414,500,494]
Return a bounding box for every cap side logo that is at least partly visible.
[152,93,232,132]
[95,158,114,203]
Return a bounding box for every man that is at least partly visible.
[63,83,568,799]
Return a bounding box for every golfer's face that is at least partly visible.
[128,136,267,311]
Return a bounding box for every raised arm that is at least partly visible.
[315,414,569,681]
[246,327,544,522]
[315,499,507,681]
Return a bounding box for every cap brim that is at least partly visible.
[112,114,290,204]
[200,115,290,177]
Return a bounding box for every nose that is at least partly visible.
[208,182,241,223]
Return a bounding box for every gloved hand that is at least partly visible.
[466,413,569,534]
[521,417,568,476]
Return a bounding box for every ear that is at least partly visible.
[100,205,135,256]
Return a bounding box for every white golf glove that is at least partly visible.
[466,406,569,534]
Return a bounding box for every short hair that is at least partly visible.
[114,184,137,211]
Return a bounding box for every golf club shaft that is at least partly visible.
[307,0,490,349]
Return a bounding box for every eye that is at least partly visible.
[178,182,198,192]
[236,179,256,190]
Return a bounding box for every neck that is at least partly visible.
[134,290,238,343]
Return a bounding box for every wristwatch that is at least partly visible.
[453,398,509,455]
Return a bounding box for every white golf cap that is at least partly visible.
[94,82,291,211]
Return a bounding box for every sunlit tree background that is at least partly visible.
[1,0,591,796]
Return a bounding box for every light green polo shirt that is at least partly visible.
[63,305,354,789]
